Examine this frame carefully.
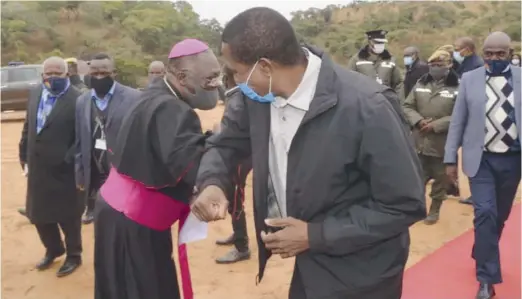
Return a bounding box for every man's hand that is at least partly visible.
[77,185,84,191]
[416,118,430,129]
[417,118,433,133]
[446,164,458,183]
[191,185,228,222]
[420,122,434,133]
[261,217,309,258]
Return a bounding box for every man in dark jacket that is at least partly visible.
[213,67,251,264]
[402,46,429,100]
[192,7,426,299]
[19,56,83,277]
[75,53,141,224]
[453,37,485,205]
[454,37,484,78]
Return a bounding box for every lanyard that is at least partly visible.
[91,97,108,135]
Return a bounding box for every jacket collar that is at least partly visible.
[299,45,339,125]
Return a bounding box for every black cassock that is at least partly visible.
[94,80,208,299]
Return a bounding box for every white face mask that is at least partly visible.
[512,59,520,65]
[372,43,386,54]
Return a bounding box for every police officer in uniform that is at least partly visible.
[402,49,459,225]
[348,30,403,94]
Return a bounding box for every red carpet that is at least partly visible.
[403,204,521,299]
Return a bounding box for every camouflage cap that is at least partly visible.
[436,44,455,53]
[65,57,78,64]
[428,49,452,64]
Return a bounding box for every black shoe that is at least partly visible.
[215,234,234,246]
[476,283,495,299]
[459,197,473,205]
[424,213,439,225]
[82,210,94,224]
[35,252,64,271]
[215,248,251,264]
[56,258,82,277]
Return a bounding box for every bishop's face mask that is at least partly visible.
[174,72,219,110]
[237,61,275,103]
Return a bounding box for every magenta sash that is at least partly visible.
[100,167,194,299]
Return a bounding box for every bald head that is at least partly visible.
[42,56,68,79]
[148,61,165,81]
[483,31,512,63]
[404,46,419,56]
[455,36,476,55]
[483,31,511,51]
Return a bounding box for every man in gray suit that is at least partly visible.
[444,32,521,299]
[75,53,141,224]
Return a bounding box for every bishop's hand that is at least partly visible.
[191,185,228,222]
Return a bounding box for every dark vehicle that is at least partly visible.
[1,64,43,111]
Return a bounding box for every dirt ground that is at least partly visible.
[1,106,484,299]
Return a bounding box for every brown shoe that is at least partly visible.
[215,248,251,264]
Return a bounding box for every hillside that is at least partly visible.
[1,1,222,86]
[291,1,521,65]
[2,1,520,86]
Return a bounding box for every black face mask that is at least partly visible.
[91,76,114,96]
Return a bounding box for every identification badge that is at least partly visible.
[95,139,107,150]
[376,77,383,84]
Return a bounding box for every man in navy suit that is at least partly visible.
[75,53,141,224]
[444,32,521,299]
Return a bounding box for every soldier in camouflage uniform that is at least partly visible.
[348,30,403,95]
[402,49,459,225]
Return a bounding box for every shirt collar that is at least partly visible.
[273,48,322,111]
[91,81,116,100]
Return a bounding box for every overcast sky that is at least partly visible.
[185,0,351,25]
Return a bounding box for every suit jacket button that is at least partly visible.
[294,188,301,194]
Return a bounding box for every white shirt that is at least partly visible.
[268,49,322,217]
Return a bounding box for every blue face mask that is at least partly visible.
[43,77,69,95]
[404,56,414,66]
[453,51,465,63]
[237,61,275,103]
[485,59,510,76]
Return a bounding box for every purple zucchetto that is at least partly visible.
[168,39,209,59]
